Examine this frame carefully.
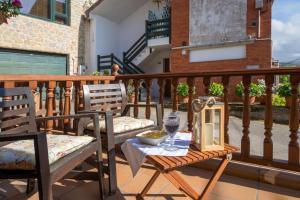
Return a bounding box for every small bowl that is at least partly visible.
[136,131,168,146]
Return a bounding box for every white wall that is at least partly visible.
[189,45,246,63]
[88,14,119,72]
[140,50,170,99]
[117,1,159,57]
[88,0,168,73]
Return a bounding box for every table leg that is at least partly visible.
[137,170,161,200]
[199,154,232,200]
[163,170,199,199]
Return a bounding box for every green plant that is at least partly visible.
[0,0,22,24]
[277,83,291,97]
[209,82,224,96]
[103,69,110,76]
[279,75,290,84]
[177,83,190,97]
[272,94,286,106]
[235,82,264,97]
[92,71,100,76]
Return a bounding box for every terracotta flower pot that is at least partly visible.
[249,96,256,105]
[128,94,135,103]
[259,95,266,105]
[179,96,189,104]
[242,96,256,104]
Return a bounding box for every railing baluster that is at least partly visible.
[146,79,152,119]
[203,76,211,95]
[46,81,56,133]
[29,81,38,111]
[58,82,65,130]
[158,78,165,117]
[134,79,140,118]
[59,82,65,115]
[187,77,195,131]
[79,81,86,111]
[222,76,230,144]
[172,78,179,112]
[52,82,57,112]
[241,76,251,158]
[289,75,300,166]
[264,75,274,161]
[38,82,44,110]
[74,81,79,113]
[63,81,72,131]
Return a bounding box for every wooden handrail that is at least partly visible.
[0,75,115,81]
[117,67,300,79]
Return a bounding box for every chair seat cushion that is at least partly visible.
[86,116,155,134]
[0,134,94,170]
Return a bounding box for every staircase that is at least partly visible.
[97,18,170,74]
[97,54,143,74]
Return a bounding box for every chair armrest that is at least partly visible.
[79,110,115,150]
[0,132,43,142]
[77,110,109,115]
[35,113,100,122]
[125,103,159,108]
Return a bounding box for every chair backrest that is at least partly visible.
[83,83,127,115]
[0,87,37,135]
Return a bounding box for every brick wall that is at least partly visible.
[171,0,272,72]
[0,0,94,74]
[170,0,273,100]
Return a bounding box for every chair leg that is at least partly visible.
[96,151,105,200]
[26,178,36,195]
[107,148,117,195]
[37,173,52,200]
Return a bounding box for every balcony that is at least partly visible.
[0,67,300,199]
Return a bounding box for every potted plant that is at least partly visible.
[177,82,195,103]
[235,82,264,104]
[277,83,292,107]
[257,79,266,104]
[127,80,135,103]
[208,82,224,100]
[0,0,22,25]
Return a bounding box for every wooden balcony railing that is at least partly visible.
[116,68,300,173]
[0,75,115,133]
[1,68,300,174]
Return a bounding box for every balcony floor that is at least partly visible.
[1,155,300,200]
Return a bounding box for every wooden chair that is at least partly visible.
[0,87,105,200]
[81,83,163,194]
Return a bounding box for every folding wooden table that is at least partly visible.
[137,144,238,200]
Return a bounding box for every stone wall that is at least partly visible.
[0,0,95,74]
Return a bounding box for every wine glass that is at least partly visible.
[164,112,180,151]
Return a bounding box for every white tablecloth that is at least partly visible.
[121,132,192,176]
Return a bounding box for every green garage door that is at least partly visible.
[0,50,67,75]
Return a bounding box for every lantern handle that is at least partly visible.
[192,96,216,112]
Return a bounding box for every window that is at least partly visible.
[20,0,69,25]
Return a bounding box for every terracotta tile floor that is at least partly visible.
[1,155,300,200]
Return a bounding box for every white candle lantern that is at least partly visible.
[192,97,224,151]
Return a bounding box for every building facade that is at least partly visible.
[0,0,94,75]
[171,0,273,73]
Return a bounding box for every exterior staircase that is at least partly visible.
[97,18,170,74]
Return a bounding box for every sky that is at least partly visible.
[272,0,300,63]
